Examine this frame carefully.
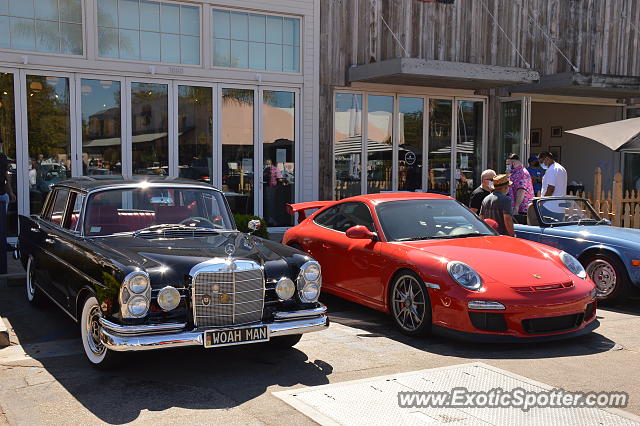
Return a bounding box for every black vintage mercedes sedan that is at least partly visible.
[17,177,328,368]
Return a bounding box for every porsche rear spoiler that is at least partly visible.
[286,201,333,223]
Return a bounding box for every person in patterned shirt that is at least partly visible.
[506,153,534,224]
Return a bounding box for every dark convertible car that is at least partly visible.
[17,177,328,368]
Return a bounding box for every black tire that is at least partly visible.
[26,256,46,307]
[80,295,121,370]
[388,270,432,336]
[583,253,631,305]
[269,334,303,349]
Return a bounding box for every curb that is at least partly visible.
[0,316,8,348]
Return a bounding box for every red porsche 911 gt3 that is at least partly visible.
[283,192,598,342]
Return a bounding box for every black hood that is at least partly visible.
[89,232,310,288]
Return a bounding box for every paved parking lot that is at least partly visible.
[1,271,640,425]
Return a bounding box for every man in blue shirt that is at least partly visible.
[527,155,545,197]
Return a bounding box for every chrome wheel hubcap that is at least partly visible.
[586,260,617,297]
[85,305,105,356]
[392,275,426,331]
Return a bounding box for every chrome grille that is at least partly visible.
[192,260,265,327]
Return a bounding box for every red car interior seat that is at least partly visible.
[155,205,192,224]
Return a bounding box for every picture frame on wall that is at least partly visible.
[550,126,563,137]
[530,128,542,147]
[549,146,562,163]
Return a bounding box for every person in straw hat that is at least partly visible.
[480,174,515,237]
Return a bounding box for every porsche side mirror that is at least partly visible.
[346,225,377,240]
[248,219,261,233]
[484,218,499,231]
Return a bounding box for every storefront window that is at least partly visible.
[97,0,200,64]
[131,82,168,175]
[26,75,71,215]
[212,9,300,72]
[367,95,393,193]
[0,0,83,55]
[178,85,213,184]
[263,90,295,227]
[398,97,423,191]
[221,88,254,215]
[0,72,17,236]
[456,100,483,205]
[81,79,121,176]
[428,99,452,195]
[334,93,362,200]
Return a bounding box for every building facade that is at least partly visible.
[0,0,320,237]
[319,0,640,203]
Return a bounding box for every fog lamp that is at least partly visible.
[157,286,181,311]
[276,277,296,300]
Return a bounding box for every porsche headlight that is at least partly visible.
[559,251,587,279]
[120,270,151,318]
[297,261,322,303]
[447,261,482,291]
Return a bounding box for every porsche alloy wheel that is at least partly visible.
[26,256,45,306]
[80,296,119,369]
[584,254,630,304]
[390,272,431,336]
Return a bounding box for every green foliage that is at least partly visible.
[233,214,269,239]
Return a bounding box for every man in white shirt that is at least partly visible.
[539,151,567,197]
[538,151,568,222]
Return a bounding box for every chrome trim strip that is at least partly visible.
[273,306,328,321]
[99,318,187,335]
[99,313,329,352]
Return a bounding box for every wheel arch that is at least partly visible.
[75,287,97,322]
[384,267,431,313]
[577,245,634,282]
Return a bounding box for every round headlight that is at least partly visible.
[300,282,321,303]
[157,286,181,311]
[276,277,296,300]
[127,296,148,317]
[559,251,587,279]
[128,272,150,294]
[303,262,321,281]
[447,261,482,291]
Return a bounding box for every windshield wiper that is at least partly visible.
[431,232,488,239]
[395,236,434,242]
[576,218,598,225]
[133,224,220,237]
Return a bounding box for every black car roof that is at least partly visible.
[53,176,219,192]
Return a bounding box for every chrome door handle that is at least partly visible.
[30,227,40,232]
[44,238,55,244]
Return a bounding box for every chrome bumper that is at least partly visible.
[99,305,329,352]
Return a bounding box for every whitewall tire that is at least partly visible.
[80,296,119,369]
[26,256,45,306]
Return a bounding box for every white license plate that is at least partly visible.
[204,325,269,348]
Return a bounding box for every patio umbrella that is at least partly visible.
[565,117,640,151]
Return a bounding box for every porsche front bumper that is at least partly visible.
[98,306,329,351]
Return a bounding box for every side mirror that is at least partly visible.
[248,219,261,233]
[484,218,499,231]
[346,225,377,240]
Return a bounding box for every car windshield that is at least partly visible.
[537,198,602,225]
[376,199,497,241]
[83,186,233,236]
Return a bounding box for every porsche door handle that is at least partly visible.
[322,243,331,249]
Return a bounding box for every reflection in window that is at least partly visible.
[367,95,393,194]
[0,0,83,54]
[221,88,254,215]
[97,0,200,64]
[334,93,362,200]
[456,101,483,205]
[499,101,522,168]
[263,91,294,227]
[212,9,300,72]
[81,79,122,176]
[0,72,18,236]
[428,99,452,195]
[178,85,213,184]
[26,75,72,215]
[131,82,168,175]
[398,97,423,192]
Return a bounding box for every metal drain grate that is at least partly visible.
[274,362,640,425]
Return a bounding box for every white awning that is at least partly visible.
[565,117,640,151]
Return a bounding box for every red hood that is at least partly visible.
[399,236,573,286]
